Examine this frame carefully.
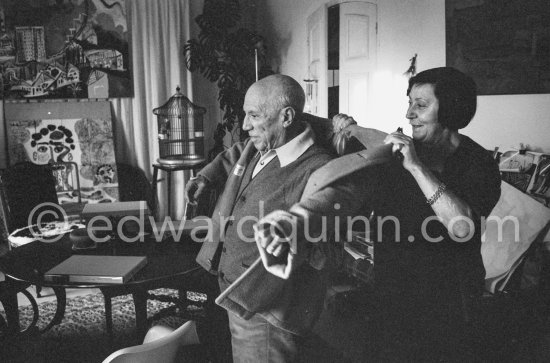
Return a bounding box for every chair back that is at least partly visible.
[101,321,192,363]
[0,162,59,232]
[116,163,154,213]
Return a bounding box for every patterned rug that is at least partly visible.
[0,289,208,363]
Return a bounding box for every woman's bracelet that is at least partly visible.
[426,182,447,206]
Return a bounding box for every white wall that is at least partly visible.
[257,0,550,153]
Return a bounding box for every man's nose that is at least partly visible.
[242,116,252,131]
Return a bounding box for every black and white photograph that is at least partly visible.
[1,1,549,362]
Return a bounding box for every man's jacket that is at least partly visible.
[212,120,390,335]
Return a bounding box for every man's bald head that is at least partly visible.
[248,74,305,117]
[242,74,307,151]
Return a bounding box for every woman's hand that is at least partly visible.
[332,113,357,133]
[384,131,421,172]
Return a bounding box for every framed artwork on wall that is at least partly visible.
[0,0,133,100]
[5,100,120,204]
[446,0,550,95]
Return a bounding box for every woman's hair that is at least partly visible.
[407,67,477,130]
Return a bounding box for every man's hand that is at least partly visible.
[184,175,209,205]
[253,210,298,279]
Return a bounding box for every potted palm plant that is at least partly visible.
[184,0,271,159]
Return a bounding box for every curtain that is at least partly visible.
[112,0,193,220]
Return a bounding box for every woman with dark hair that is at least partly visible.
[255,67,502,361]
[373,66,502,360]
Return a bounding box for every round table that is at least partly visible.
[0,233,202,340]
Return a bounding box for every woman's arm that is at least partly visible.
[384,132,474,239]
[408,163,474,238]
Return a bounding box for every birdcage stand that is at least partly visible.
[151,160,206,219]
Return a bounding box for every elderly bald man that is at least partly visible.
[185,74,335,362]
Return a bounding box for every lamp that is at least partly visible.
[153,87,206,165]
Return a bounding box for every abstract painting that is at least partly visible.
[446,0,550,95]
[5,100,120,204]
[0,0,132,99]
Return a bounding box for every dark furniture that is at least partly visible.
[117,162,155,213]
[0,162,59,232]
[0,162,60,311]
[0,234,202,342]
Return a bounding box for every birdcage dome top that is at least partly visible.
[153,86,206,117]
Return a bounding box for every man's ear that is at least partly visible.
[281,107,296,128]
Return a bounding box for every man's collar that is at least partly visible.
[272,122,314,167]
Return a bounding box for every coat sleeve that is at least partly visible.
[198,140,249,186]
[291,174,367,239]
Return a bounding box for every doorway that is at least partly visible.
[307,1,377,122]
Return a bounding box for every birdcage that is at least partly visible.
[153,86,206,165]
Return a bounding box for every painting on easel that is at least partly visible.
[0,0,132,100]
[5,100,120,204]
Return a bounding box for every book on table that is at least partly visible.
[44,255,148,284]
[81,200,152,235]
[81,201,151,218]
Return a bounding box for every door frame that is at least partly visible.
[307,0,378,118]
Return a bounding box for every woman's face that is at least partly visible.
[406,83,446,145]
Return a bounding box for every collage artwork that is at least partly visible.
[6,101,119,205]
[0,0,132,100]
[1,0,131,205]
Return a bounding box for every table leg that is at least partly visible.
[1,281,51,337]
[0,282,20,335]
[41,287,66,333]
[19,289,39,334]
[132,290,148,342]
[102,291,114,342]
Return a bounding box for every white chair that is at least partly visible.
[102,321,195,363]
